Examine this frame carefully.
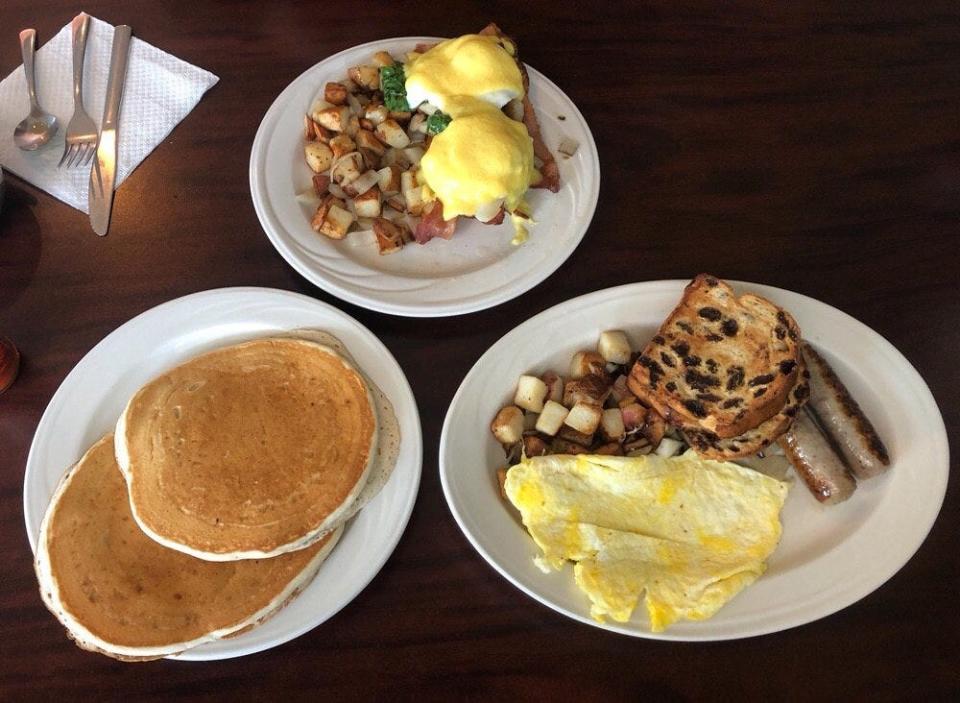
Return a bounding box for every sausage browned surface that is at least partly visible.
[779,408,857,505]
[802,342,890,479]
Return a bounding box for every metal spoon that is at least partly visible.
[13,29,58,150]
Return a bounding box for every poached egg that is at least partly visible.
[404,34,524,112]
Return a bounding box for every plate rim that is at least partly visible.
[439,279,949,641]
[22,286,423,660]
[248,35,600,317]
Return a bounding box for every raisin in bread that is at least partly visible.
[627,274,803,439]
[682,370,810,459]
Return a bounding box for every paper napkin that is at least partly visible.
[0,14,218,213]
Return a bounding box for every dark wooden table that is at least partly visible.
[2,1,957,699]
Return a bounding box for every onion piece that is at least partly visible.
[402,146,425,167]
[347,92,362,115]
[558,137,580,157]
[348,169,381,197]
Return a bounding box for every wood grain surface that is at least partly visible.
[1,1,958,700]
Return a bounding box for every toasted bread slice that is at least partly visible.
[627,274,802,438]
[683,369,810,459]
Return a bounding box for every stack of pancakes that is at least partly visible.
[35,331,400,660]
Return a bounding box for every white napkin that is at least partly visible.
[0,14,218,213]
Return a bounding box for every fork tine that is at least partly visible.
[82,143,96,166]
[67,143,82,168]
[58,143,74,168]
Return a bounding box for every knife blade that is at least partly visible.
[89,25,132,236]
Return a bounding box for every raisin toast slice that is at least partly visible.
[683,370,810,459]
[627,274,803,439]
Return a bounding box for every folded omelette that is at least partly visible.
[504,451,789,632]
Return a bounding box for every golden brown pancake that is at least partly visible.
[116,337,377,560]
[35,436,341,661]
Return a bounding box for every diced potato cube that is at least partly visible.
[401,170,424,215]
[382,147,411,170]
[377,165,401,194]
[324,82,348,105]
[353,186,382,218]
[598,330,632,365]
[389,111,412,124]
[312,173,330,196]
[310,197,333,232]
[514,375,548,413]
[386,194,406,213]
[331,153,364,185]
[347,65,380,91]
[329,134,356,160]
[359,118,375,131]
[570,351,607,380]
[304,142,334,173]
[542,371,564,403]
[375,119,411,149]
[371,51,394,67]
[318,204,355,240]
[315,106,350,132]
[491,406,524,444]
[600,408,626,442]
[535,400,569,436]
[522,435,549,458]
[372,217,407,255]
[563,375,611,408]
[364,104,390,126]
[564,401,602,435]
[356,129,386,157]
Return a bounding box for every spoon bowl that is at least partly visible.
[14,109,58,151]
[14,29,58,152]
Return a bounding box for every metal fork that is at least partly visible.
[58,13,97,168]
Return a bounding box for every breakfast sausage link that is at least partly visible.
[802,342,890,479]
[779,408,856,505]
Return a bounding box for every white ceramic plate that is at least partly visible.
[249,36,599,317]
[440,280,949,640]
[23,288,422,660]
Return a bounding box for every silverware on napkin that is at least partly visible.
[59,13,97,168]
[89,24,131,236]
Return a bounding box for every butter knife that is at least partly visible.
[89,25,132,236]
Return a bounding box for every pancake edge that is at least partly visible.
[35,435,344,661]
[115,338,378,561]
